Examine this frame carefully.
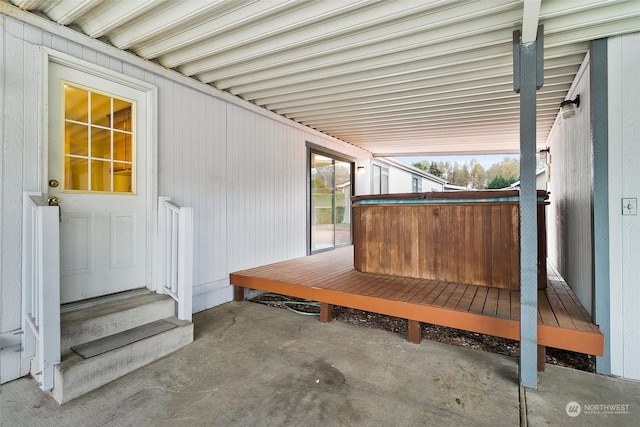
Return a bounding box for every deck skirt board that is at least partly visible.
[230,246,604,356]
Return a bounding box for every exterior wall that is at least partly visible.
[387,166,413,193]
[608,33,640,380]
[0,13,370,383]
[546,53,593,314]
[375,159,445,194]
[546,33,640,380]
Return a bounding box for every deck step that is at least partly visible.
[60,290,175,352]
[52,317,193,404]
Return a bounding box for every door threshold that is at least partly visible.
[61,288,150,314]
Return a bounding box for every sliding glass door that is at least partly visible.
[310,152,353,253]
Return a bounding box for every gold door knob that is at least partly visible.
[48,196,60,206]
[49,179,59,188]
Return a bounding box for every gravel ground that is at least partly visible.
[250,294,595,373]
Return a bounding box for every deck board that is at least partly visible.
[230,246,603,356]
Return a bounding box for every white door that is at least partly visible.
[48,63,149,304]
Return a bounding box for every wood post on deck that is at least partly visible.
[408,320,422,344]
[537,345,546,372]
[233,285,244,302]
[320,303,332,323]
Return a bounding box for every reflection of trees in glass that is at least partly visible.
[310,153,353,251]
[335,163,350,186]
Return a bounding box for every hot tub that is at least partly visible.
[351,190,548,290]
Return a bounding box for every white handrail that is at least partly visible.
[157,197,193,321]
[21,192,60,391]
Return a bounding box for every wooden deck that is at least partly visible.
[230,246,603,361]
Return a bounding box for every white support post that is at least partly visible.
[21,193,60,391]
[156,197,193,321]
[39,202,61,391]
[177,207,193,321]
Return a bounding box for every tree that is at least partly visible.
[486,174,519,189]
[428,161,443,177]
[412,160,429,172]
[468,158,486,189]
[486,157,519,184]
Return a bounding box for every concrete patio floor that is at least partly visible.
[1,301,639,426]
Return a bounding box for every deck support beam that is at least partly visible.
[513,24,543,389]
[407,320,422,344]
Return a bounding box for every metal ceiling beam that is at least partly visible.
[177,0,520,76]
[108,0,253,50]
[248,43,588,103]
[161,0,377,69]
[521,0,542,43]
[211,11,523,89]
[42,0,103,26]
[273,84,572,123]
[78,0,168,39]
[134,0,299,58]
[268,63,577,115]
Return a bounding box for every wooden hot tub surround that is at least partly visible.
[351,190,549,290]
[230,246,604,371]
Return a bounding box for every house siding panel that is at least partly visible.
[608,33,640,380]
[546,53,593,314]
[0,14,371,383]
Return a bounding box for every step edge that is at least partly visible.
[61,299,176,350]
[52,322,193,404]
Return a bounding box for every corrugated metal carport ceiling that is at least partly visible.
[10,0,640,156]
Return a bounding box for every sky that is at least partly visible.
[395,154,519,169]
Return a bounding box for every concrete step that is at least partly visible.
[52,317,193,404]
[60,290,175,352]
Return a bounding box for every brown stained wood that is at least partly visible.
[234,285,245,302]
[385,277,417,301]
[433,283,459,307]
[469,287,489,315]
[496,289,511,320]
[444,284,467,310]
[537,204,548,290]
[545,281,578,330]
[418,281,448,305]
[230,246,603,356]
[353,198,545,290]
[538,345,546,372]
[549,279,599,332]
[454,285,478,312]
[510,291,521,320]
[483,288,500,317]
[320,303,332,323]
[538,290,560,328]
[408,320,422,344]
[400,280,439,303]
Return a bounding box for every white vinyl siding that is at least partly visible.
[546,53,593,314]
[608,32,640,380]
[0,14,370,383]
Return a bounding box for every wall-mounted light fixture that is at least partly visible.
[560,95,580,119]
[356,166,365,173]
[539,147,550,164]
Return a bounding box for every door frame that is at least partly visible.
[306,142,355,255]
[39,47,159,294]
